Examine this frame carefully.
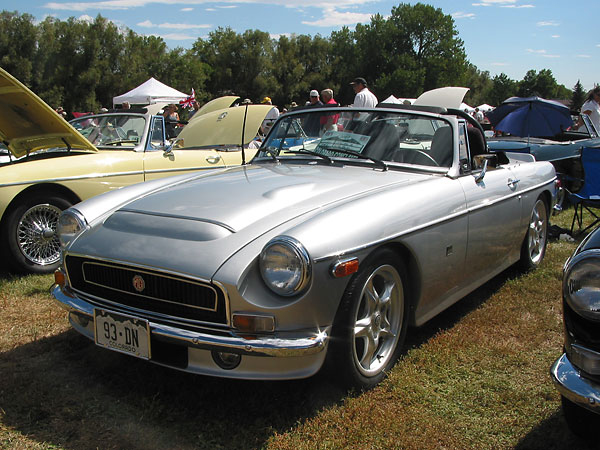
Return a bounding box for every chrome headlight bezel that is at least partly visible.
[57,208,88,249]
[563,249,600,321]
[259,236,311,297]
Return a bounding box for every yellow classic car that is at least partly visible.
[0,67,273,273]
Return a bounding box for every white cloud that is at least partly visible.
[44,0,377,12]
[78,14,94,22]
[205,8,216,11]
[472,0,514,6]
[537,20,559,27]
[302,7,373,27]
[551,35,560,38]
[526,49,546,54]
[576,54,591,58]
[491,62,509,66]
[473,1,533,7]
[181,7,193,11]
[137,20,211,29]
[270,33,292,39]
[452,11,476,19]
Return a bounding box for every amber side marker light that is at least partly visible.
[332,258,359,278]
[54,269,66,288]
[232,314,275,333]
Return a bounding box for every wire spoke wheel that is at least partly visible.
[16,203,62,266]
[352,263,404,377]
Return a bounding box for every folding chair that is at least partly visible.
[570,146,600,235]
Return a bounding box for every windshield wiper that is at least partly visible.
[101,139,138,146]
[325,148,388,171]
[284,149,333,164]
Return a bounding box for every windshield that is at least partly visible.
[258,108,453,168]
[70,114,146,147]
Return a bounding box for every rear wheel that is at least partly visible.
[1,194,72,274]
[519,197,548,270]
[328,249,409,390]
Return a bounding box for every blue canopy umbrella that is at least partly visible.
[486,96,572,138]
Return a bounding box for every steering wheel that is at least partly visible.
[392,148,439,166]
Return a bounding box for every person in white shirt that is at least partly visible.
[576,87,600,133]
[350,77,378,108]
[260,96,280,134]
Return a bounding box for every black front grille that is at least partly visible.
[65,255,227,324]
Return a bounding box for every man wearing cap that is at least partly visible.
[302,89,324,135]
[350,77,378,108]
[260,96,279,135]
[308,89,323,107]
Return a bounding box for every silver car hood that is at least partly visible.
[70,163,425,277]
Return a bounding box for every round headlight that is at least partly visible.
[259,236,311,297]
[563,249,600,321]
[57,208,87,248]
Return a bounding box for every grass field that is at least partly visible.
[0,211,597,450]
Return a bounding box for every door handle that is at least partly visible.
[507,178,520,188]
[206,155,222,164]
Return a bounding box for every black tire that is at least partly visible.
[519,196,548,271]
[327,248,409,390]
[1,194,72,274]
[561,395,600,438]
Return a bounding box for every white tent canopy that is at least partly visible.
[113,78,188,107]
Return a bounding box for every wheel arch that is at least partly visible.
[359,241,422,326]
[0,183,81,227]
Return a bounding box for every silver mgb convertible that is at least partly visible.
[52,91,557,389]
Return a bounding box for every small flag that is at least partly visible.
[179,88,196,109]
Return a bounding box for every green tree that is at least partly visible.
[488,73,517,106]
[517,69,559,98]
[570,80,585,110]
[0,11,37,85]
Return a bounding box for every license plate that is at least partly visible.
[94,309,151,359]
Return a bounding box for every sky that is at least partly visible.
[4,0,599,93]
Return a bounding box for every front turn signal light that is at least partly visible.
[331,258,359,278]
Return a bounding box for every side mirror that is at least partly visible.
[163,138,184,156]
[473,154,497,183]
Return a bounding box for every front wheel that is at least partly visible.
[328,249,409,390]
[1,194,73,274]
[561,396,600,438]
[519,197,548,270]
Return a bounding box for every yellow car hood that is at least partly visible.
[178,104,274,147]
[193,96,240,119]
[0,67,97,159]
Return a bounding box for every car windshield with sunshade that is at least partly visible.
[258,108,453,168]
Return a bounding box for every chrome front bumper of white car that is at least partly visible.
[550,353,600,414]
[51,284,329,380]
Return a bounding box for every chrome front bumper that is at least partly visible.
[550,353,600,414]
[51,284,328,358]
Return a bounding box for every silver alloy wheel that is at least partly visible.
[527,199,548,265]
[16,203,62,266]
[352,264,404,377]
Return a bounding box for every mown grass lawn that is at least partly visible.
[0,211,597,450]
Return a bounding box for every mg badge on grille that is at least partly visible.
[132,274,145,292]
